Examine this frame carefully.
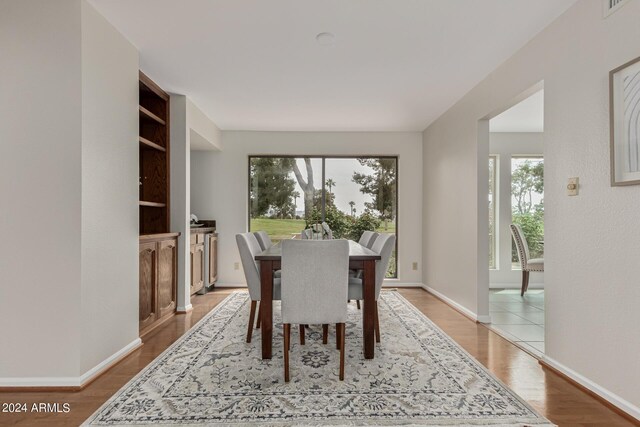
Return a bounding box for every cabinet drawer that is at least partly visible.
[190,234,197,245]
[197,233,206,243]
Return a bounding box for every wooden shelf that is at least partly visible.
[139,136,166,152]
[139,201,166,208]
[139,106,166,125]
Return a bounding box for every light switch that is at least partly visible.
[412,262,418,271]
[567,177,579,196]
[234,262,240,270]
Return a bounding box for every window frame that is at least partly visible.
[247,154,399,278]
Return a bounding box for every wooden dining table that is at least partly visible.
[255,239,381,360]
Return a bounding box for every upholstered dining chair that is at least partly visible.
[510,224,544,296]
[358,230,379,249]
[253,230,273,251]
[236,233,281,343]
[300,229,312,239]
[280,239,349,382]
[347,233,396,343]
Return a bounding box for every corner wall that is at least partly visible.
[191,131,423,287]
[423,0,640,415]
[0,0,140,385]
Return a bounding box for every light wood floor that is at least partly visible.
[0,288,636,426]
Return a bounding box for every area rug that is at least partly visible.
[84,291,554,426]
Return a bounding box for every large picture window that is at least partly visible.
[249,156,398,278]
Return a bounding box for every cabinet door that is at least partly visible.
[157,238,177,318]
[208,233,218,284]
[190,243,204,294]
[139,242,157,331]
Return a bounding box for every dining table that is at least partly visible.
[255,239,381,360]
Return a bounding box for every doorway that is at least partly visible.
[482,85,546,358]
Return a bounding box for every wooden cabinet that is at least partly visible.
[190,239,204,295]
[139,234,179,337]
[208,233,218,285]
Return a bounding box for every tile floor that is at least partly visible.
[488,289,545,358]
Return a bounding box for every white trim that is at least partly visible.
[177,303,193,312]
[0,338,142,387]
[217,282,425,288]
[215,282,248,288]
[541,355,640,421]
[79,338,142,385]
[421,284,491,323]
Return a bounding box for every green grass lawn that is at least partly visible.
[250,218,306,241]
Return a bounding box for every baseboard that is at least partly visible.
[216,282,424,288]
[421,284,488,323]
[176,304,193,313]
[540,355,640,422]
[0,338,142,390]
[215,282,248,288]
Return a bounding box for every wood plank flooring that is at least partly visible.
[0,288,636,426]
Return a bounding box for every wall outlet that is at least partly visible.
[234,262,240,270]
[412,262,418,271]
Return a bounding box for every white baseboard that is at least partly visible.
[0,338,142,388]
[79,338,142,386]
[420,285,491,323]
[177,304,193,313]
[541,355,640,421]
[216,282,424,288]
[215,282,248,288]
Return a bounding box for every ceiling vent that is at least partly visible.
[603,0,631,17]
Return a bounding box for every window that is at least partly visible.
[511,157,544,268]
[489,156,497,269]
[249,156,398,278]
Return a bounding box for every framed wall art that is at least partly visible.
[610,55,640,186]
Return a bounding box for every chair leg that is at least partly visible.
[374,301,380,343]
[283,324,290,382]
[255,301,261,329]
[356,300,361,310]
[338,323,345,381]
[336,323,341,350]
[322,324,328,344]
[521,271,530,296]
[299,324,305,345]
[246,300,257,343]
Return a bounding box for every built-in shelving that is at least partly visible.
[139,71,170,235]
[139,136,166,152]
[139,201,166,208]
[139,105,166,126]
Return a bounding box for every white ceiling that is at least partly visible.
[90,0,574,132]
[490,89,544,133]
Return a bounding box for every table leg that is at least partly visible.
[362,259,376,359]
[260,260,273,359]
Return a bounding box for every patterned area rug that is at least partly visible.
[84,291,553,426]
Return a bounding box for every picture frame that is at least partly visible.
[610,55,640,186]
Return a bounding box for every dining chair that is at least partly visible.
[280,239,349,382]
[236,233,281,343]
[358,230,379,249]
[348,233,396,343]
[510,224,544,296]
[300,229,312,239]
[253,230,273,251]
[350,231,381,308]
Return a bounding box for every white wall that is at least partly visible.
[0,0,140,385]
[489,132,543,286]
[80,1,140,374]
[423,0,640,416]
[0,0,83,381]
[191,131,423,286]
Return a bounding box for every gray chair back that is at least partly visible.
[361,231,380,249]
[253,231,272,251]
[510,224,529,270]
[321,222,333,239]
[301,229,312,239]
[371,233,396,297]
[235,233,263,300]
[281,240,349,325]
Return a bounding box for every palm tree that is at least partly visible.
[325,178,336,194]
[348,201,356,217]
[292,191,300,213]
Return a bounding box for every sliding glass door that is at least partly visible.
[249,156,398,277]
